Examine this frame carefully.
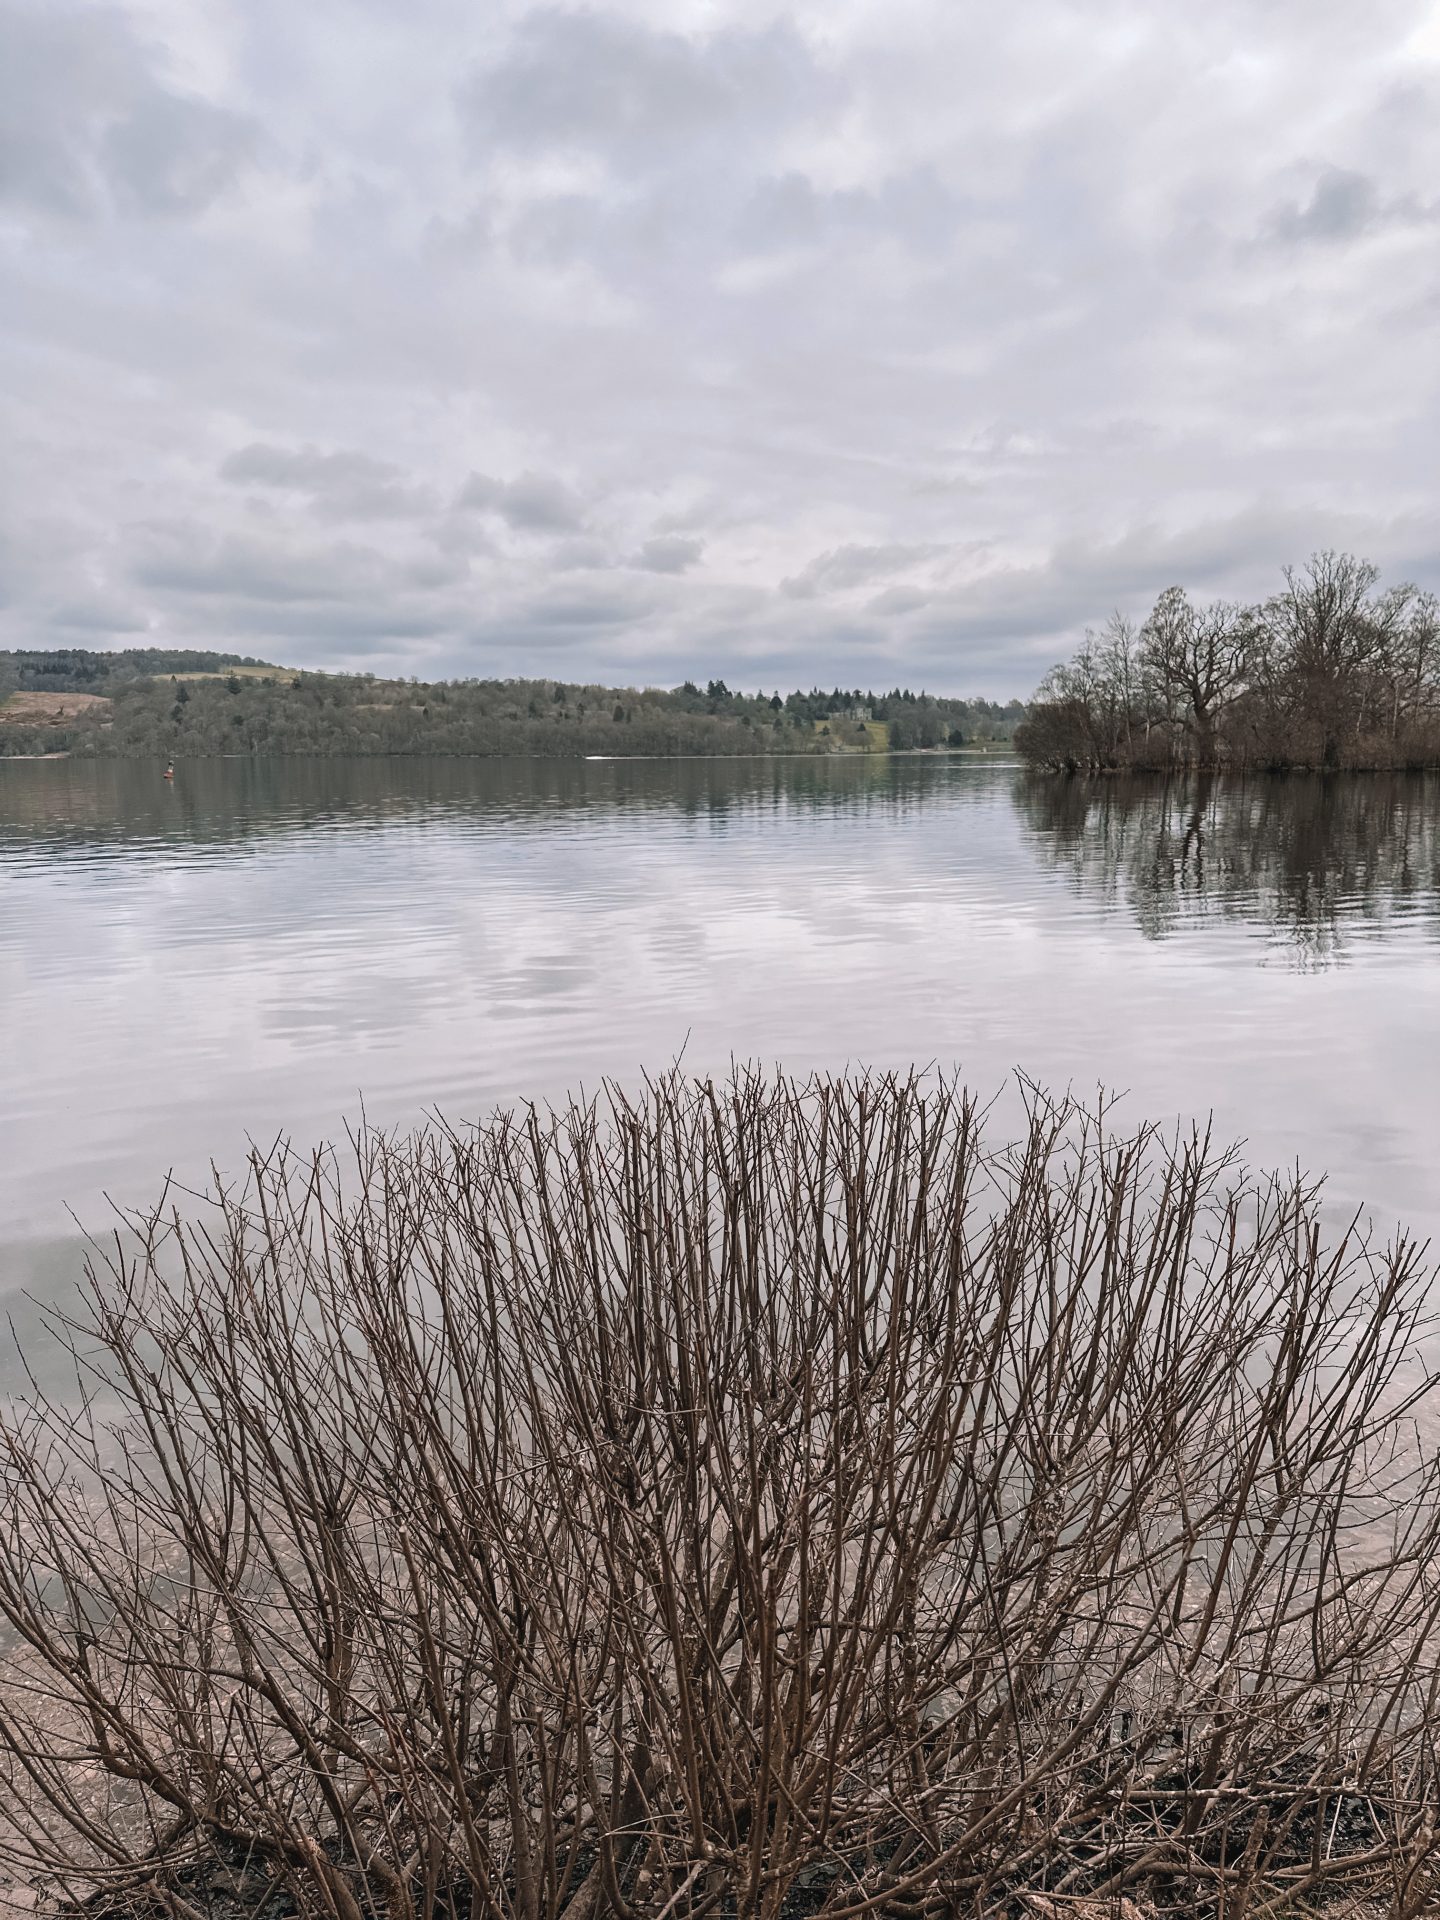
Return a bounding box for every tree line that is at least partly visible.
[0,652,1023,759]
[1016,552,1440,771]
[0,646,263,694]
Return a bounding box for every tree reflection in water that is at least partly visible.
[1015,771,1440,966]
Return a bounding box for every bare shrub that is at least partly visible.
[1,1070,1439,1920]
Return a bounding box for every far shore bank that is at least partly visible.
[1,743,1020,766]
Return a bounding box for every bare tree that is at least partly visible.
[1373,587,1440,750]
[1258,552,1389,764]
[2,1071,1440,1920]
[1139,587,1253,764]
[1031,614,1146,769]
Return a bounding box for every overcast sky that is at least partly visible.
[3,0,1438,696]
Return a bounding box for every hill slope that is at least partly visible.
[0,653,1024,759]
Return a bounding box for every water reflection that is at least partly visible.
[1016,772,1440,966]
[3,755,1439,1282]
[0,752,955,863]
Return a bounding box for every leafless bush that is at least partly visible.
[2,1070,1440,1920]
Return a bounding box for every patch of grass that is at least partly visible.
[169,662,290,681]
[0,689,112,725]
[812,716,890,751]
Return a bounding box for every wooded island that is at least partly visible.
[1016,551,1440,772]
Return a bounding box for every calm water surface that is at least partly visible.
[3,755,1439,1326]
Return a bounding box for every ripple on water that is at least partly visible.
[1,758,1439,1259]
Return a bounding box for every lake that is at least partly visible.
[3,755,1439,1342]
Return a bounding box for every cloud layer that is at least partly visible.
[3,0,1438,693]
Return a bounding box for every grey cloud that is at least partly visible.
[459,577,664,646]
[403,554,467,590]
[529,592,644,627]
[222,445,400,489]
[48,597,149,634]
[500,147,963,291]
[456,474,505,512]
[221,444,433,520]
[4,0,1439,695]
[242,608,452,645]
[134,528,413,605]
[632,535,703,574]
[892,506,1423,686]
[232,607,453,645]
[1278,168,1381,243]
[502,473,586,532]
[458,11,832,176]
[456,471,586,533]
[865,586,930,616]
[102,92,257,217]
[0,3,259,220]
[549,537,615,571]
[1266,165,1435,245]
[136,609,458,679]
[737,168,962,256]
[504,193,598,270]
[782,545,945,600]
[0,6,135,216]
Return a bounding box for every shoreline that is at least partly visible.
[0,744,1019,767]
[1019,758,1440,777]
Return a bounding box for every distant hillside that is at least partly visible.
[0,647,271,692]
[0,652,1024,759]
